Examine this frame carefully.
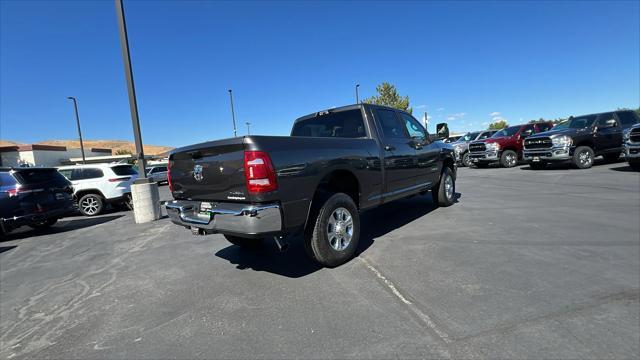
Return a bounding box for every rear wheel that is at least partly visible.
[78,194,104,216]
[305,193,360,268]
[432,167,455,207]
[500,150,518,168]
[28,218,57,229]
[461,152,471,167]
[572,146,594,169]
[224,235,262,248]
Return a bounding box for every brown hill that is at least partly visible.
[0,139,173,156]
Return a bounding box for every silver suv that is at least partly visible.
[147,165,168,184]
[451,130,497,167]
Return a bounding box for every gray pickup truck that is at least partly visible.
[165,104,457,267]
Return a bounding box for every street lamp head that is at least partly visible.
[356,84,360,88]
[67,96,75,100]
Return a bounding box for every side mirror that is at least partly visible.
[436,123,450,140]
[599,119,617,129]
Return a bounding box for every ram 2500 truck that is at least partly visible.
[451,130,497,167]
[165,104,457,267]
[523,110,640,169]
[468,122,554,168]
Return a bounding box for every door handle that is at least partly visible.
[384,145,396,151]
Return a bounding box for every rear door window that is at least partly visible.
[376,109,407,139]
[13,169,69,186]
[596,113,616,127]
[291,109,366,138]
[111,165,138,176]
[81,168,104,179]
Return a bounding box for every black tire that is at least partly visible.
[500,150,518,168]
[431,167,456,207]
[602,153,620,162]
[28,218,57,229]
[474,162,489,168]
[572,146,595,169]
[629,161,640,171]
[461,152,471,167]
[305,193,360,268]
[124,194,133,210]
[529,162,546,170]
[224,235,262,248]
[78,194,104,216]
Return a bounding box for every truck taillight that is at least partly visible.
[167,160,173,192]
[244,151,277,193]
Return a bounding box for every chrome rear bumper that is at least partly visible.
[166,200,282,235]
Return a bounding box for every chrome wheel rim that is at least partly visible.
[327,207,353,251]
[81,196,99,215]
[444,174,454,201]
[579,150,592,167]
[506,153,517,166]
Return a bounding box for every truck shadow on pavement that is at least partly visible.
[1,214,123,242]
[214,193,457,278]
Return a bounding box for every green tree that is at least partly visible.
[488,120,508,130]
[362,82,412,114]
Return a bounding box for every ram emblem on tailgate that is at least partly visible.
[193,164,204,182]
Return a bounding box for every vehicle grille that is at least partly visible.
[524,137,553,150]
[469,143,486,152]
[631,128,640,143]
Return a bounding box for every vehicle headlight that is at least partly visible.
[453,144,463,153]
[551,135,572,147]
[486,142,500,151]
[623,128,631,141]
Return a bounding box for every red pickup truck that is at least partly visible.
[468,122,554,168]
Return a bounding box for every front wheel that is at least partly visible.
[500,150,518,168]
[461,152,471,167]
[572,146,594,169]
[28,218,57,229]
[305,193,360,268]
[78,194,104,216]
[432,167,456,207]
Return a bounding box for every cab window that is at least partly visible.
[376,109,407,139]
[399,113,426,142]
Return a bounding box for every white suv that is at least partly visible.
[57,163,138,216]
[146,165,168,184]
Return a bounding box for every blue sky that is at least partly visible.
[1,0,638,146]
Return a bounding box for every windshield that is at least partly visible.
[458,132,481,142]
[566,115,597,129]
[492,126,520,138]
[553,121,569,130]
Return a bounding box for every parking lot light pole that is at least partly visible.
[115,0,160,223]
[66,96,86,164]
[246,121,251,135]
[355,84,360,104]
[228,89,238,137]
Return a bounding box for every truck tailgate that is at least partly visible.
[169,138,247,201]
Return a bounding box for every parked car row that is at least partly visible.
[453,110,639,170]
[0,162,170,237]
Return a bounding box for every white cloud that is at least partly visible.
[437,108,445,112]
[489,111,501,117]
[482,122,489,126]
[414,104,427,109]
[447,112,467,121]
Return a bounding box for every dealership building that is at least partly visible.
[0,144,116,167]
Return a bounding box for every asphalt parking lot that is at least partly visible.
[1,161,639,359]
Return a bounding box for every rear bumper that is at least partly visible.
[523,145,572,162]
[0,205,75,231]
[165,200,283,236]
[624,143,640,159]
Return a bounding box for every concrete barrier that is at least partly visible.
[131,181,161,223]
